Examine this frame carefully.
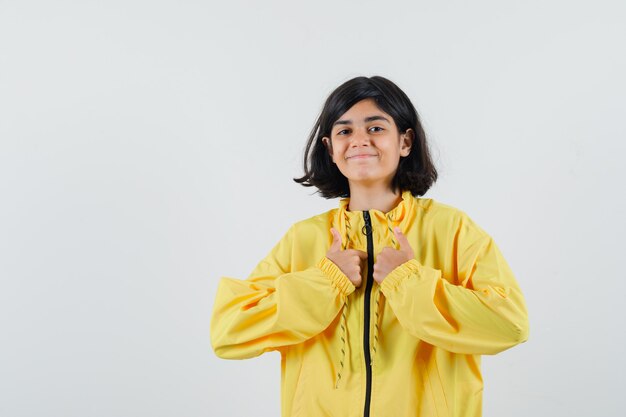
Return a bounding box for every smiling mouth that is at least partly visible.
[346,154,377,160]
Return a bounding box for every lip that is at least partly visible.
[347,154,377,159]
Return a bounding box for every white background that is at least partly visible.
[1,0,624,416]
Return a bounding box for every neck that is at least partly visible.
[347,184,403,214]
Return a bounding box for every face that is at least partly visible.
[322,98,413,190]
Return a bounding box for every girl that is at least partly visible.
[210,76,529,417]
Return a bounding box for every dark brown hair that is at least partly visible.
[293,75,438,198]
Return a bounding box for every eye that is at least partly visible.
[336,129,350,135]
[369,126,384,132]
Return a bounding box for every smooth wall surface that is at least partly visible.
[1,1,624,416]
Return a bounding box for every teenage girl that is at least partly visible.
[211,75,529,417]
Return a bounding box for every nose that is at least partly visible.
[350,127,371,147]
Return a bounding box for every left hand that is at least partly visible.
[373,227,416,284]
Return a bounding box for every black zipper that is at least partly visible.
[362,210,374,417]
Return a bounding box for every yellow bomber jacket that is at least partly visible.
[210,190,529,417]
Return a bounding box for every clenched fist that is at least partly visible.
[325,227,368,287]
[373,227,415,283]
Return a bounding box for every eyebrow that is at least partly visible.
[332,115,391,127]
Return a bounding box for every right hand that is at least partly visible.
[325,227,368,288]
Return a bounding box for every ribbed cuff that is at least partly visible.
[316,256,356,296]
[380,259,422,294]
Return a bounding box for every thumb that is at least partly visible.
[393,227,413,255]
[329,227,343,251]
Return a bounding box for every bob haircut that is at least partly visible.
[294,75,438,199]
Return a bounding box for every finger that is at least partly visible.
[393,227,413,253]
[329,227,343,251]
[345,249,367,260]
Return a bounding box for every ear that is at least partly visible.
[400,129,414,157]
[322,137,335,161]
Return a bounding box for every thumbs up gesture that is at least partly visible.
[373,227,415,284]
[326,227,368,288]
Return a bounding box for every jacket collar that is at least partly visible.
[333,190,416,250]
[338,190,414,219]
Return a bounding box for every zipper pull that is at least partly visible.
[362,211,372,236]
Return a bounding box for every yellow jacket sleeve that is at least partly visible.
[210,224,356,359]
[380,218,530,355]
